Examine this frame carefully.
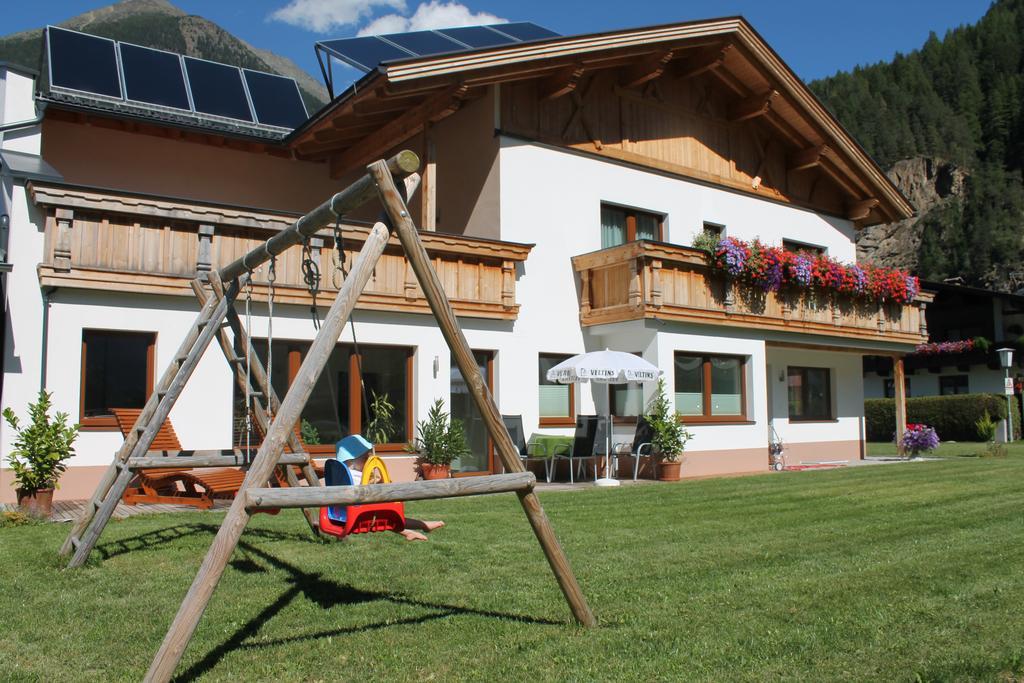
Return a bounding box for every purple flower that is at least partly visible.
[905,276,919,300]
[791,253,814,286]
[717,238,748,277]
[899,424,940,456]
[849,265,868,294]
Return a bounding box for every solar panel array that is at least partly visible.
[46,26,308,130]
[318,22,561,73]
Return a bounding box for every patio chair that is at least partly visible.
[112,408,247,509]
[620,416,656,481]
[501,415,554,483]
[552,415,601,484]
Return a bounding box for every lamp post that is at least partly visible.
[998,347,1015,443]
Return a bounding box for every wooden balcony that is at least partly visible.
[30,182,531,320]
[572,241,933,347]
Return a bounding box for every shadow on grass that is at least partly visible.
[95,522,561,681]
[176,540,562,681]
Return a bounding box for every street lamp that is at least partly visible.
[998,347,1015,442]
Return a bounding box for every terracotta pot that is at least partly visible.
[657,461,682,482]
[420,463,451,480]
[16,488,54,517]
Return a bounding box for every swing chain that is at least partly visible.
[266,257,276,422]
[301,237,321,330]
[331,217,345,289]
[243,273,254,458]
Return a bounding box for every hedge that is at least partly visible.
[865,393,1022,442]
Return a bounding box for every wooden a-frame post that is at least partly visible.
[143,156,594,682]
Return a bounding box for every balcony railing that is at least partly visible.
[31,182,531,320]
[572,241,932,346]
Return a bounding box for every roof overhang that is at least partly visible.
[289,16,912,225]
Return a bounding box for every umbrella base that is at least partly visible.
[594,477,620,487]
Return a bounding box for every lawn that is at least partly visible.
[866,440,1024,458]
[3,457,1024,682]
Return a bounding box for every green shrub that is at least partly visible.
[975,411,997,441]
[865,393,1022,442]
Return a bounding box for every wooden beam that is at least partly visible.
[893,355,907,457]
[129,453,311,469]
[673,43,732,80]
[246,472,535,509]
[788,144,830,172]
[619,50,674,89]
[846,197,880,221]
[373,159,597,629]
[538,64,585,100]
[421,125,437,231]
[329,84,469,179]
[729,90,778,123]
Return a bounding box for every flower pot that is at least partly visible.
[420,463,451,480]
[657,461,682,482]
[16,488,54,517]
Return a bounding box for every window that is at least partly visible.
[673,353,746,421]
[234,341,412,452]
[884,378,912,399]
[539,353,575,426]
[939,375,969,395]
[702,222,724,238]
[782,239,826,256]
[80,330,155,429]
[788,367,833,421]
[600,204,663,248]
[610,352,644,420]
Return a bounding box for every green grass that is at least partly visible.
[867,440,1024,458]
[3,458,1024,681]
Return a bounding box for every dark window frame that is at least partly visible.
[539,353,576,427]
[80,329,156,431]
[673,352,748,423]
[939,375,969,396]
[782,239,826,256]
[237,340,414,454]
[702,222,725,238]
[601,203,665,246]
[787,366,834,422]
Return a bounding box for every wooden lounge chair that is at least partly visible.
[112,408,247,509]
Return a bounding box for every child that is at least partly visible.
[340,437,445,542]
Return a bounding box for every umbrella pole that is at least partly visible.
[596,382,620,487]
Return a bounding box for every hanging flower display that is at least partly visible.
[912,339,976,355]
[709,237,920,305]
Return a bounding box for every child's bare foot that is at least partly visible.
[400,529,428,541]
[422,520,445,532]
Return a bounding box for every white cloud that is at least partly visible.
[270,0,407,33]
[356,1,507,37]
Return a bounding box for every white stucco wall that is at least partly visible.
[864,364,1011,399]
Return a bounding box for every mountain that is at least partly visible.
[810,0,1024,293]
[0,0,328,113]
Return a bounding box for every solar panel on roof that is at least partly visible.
[382,30,467,57]
[318,36,413,72]
[47,26,121,98]
[119,43,190,110]
[183,57,254,122]
[490,22,561,42]
[436,26,518,48]
[243,70,308,129]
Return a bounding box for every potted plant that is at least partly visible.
[3,390,79,517]
[364,389,397,446]
[644,379,692,481]
[408,399,468,480]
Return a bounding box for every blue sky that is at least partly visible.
[5,0,994,88]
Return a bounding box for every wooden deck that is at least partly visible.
[1,498,233,523]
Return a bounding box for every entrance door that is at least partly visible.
[450,350,494,475]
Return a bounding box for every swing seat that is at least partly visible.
[318,457,405,539]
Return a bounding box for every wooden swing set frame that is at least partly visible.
[59,150,595,682]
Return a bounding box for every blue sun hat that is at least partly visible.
[335,434,373,463]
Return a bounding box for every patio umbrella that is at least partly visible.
[546,349,662,487]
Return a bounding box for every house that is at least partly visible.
[864,280,1024,399]
[0,18,929,502]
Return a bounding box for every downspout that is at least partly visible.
[40,286,54,392]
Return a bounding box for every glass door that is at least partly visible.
[450,350,494,475]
